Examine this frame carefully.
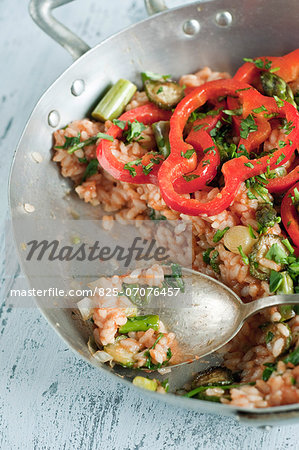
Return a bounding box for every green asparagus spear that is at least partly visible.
[260,72,296,107]
[92,79,137,121]
[119,314,159,334]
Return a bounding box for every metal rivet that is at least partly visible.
[48,110,60,128]
[71,79,85,96]
[215,11,233,27]
[183,19,200,36]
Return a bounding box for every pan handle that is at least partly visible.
[144,0,168,15]
[29,0,168,60]
[29,0,90,60]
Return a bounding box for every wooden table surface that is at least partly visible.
[1,0,299,448]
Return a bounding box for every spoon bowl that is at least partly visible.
[153,268,299,367]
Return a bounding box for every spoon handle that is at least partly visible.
[242,294,299,320]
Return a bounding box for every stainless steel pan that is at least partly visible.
[9,0,299,426]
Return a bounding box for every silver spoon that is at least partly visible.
[152,268,299,366]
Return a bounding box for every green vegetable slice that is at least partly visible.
[260,71,296,107]
[191,367,233,389]
[133,376,158,391]
[152,121,171,158]
[249,235,288,281]
[145,80,184,110]
[92,79,137,121]
[118,314,159,334]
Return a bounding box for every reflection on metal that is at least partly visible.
[215,10,233,27]
[71,79,85,96]
[183,19,200,36]
[47,110,60,127]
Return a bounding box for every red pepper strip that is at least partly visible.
[173,114,221,194]
[239,117,271,153]
[158,79,299,216]
[97,104,171,184]
[281,181,299,248]
[226,95,271,153]
[267,165,299,193]
[183,86,197,96]
[234,49,299,84]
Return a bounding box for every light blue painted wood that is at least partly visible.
[1,1,299,448]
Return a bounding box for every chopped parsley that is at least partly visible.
[113,119,126,130]
[265,243,288,265]
[182,174,200,182]
[237,245,249,265]
[269,66,280,73]
[203,248,220,273]
[222,107,243,116]
[278,140,287,148]
[123,158,142,177]
[142,157,161,175]
[204,146,216,155]
[243,57,272,71]
[248,225,257,239]
[280,119,295,135]
[235,87,251,93]
[262,363,277,381]
[181,148,195,159]
[55,132,113,154]
[144,347,172,370]
[161,379,169,392]
[55,133,81,150]
[237,144,249,157]
[269,270,283,293]
[124,120,146,143]
[247,190,257,200]
[81,159,99,182]
[78,157,88,164]
[252,105,267,114]
[265,331,274,344]
[240,114,258,139]
[246,177,271,204]
[244,162,254,169]
[123,154,161,177]
[148,208,166,220]
[274,95,284,108]
[283,346,299,366]
[190,108,223,123]
[276,153,286,165]
[193,123,209,131]
[290,187,299,205]
[213,227,230,243]
[209,120,222,137]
